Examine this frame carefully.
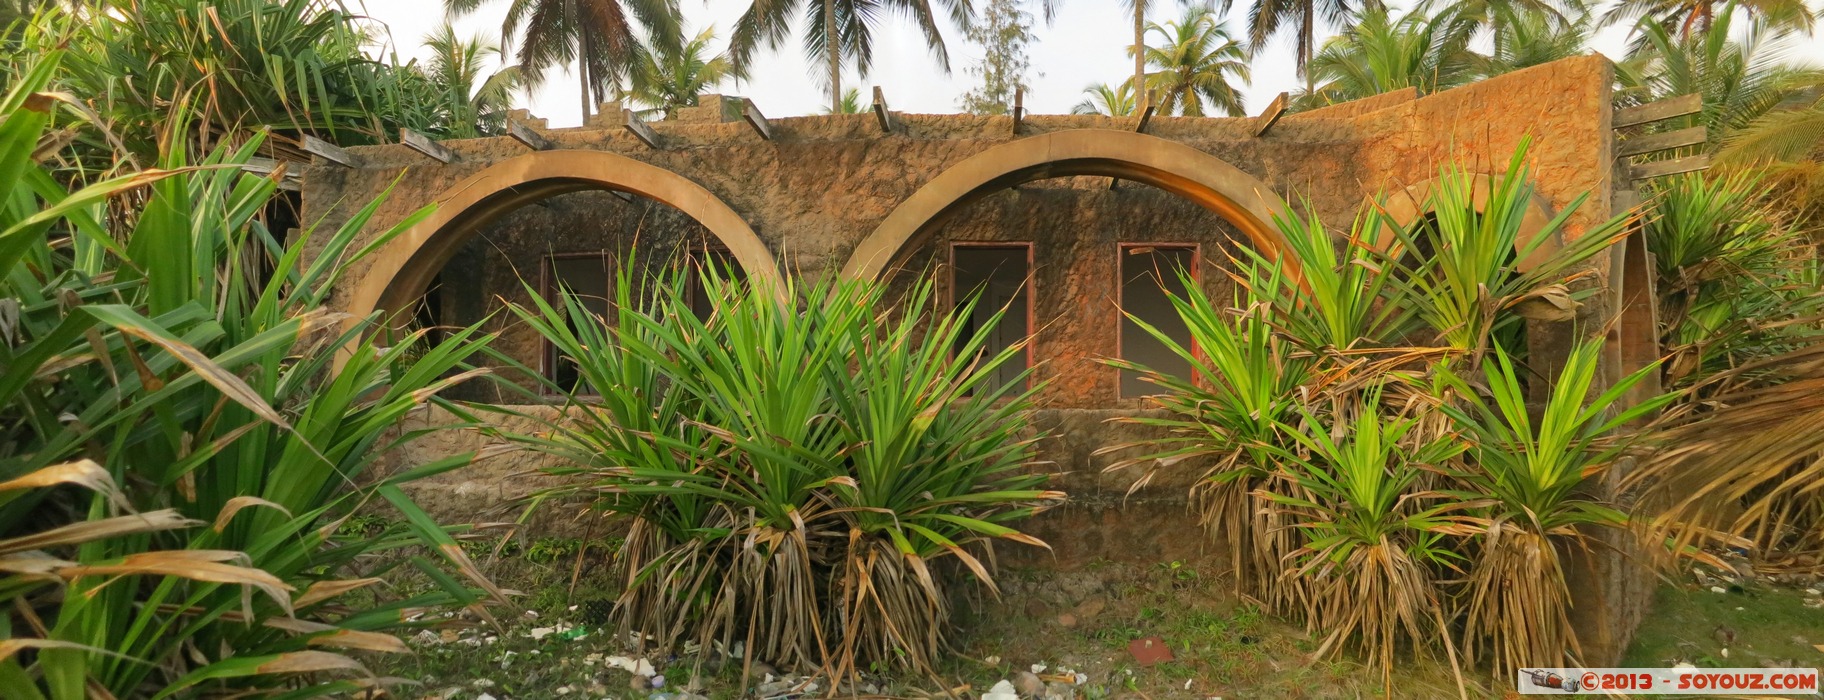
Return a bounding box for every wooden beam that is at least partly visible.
[400,128,457,163]
[1135,90,1158,133]
[1253,92,1288,137]
[1614,94,1702,129]
[1630,154,1711,181]
[301,135,356,168]
[740,98,772,140]
[241,157,302,190]
[623,109,660,148]
[1616,125,1706,157]
[1012,87,1024,135]
[872,86,894,133]
[507,121,552,151]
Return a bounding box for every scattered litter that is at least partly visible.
[1184,679,1194,690]
[414,630,440,645]
[524,609,539,619]
[1030,662,1048,674]
[1710,586,1728,594]
[651,674,666,688]
[983,680,1020,700]
[604,655,656,677]
[476,694,497,700]
[471,679,495,689]
[984,655,1000,665]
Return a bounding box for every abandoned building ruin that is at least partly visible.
[301,55,1678,663]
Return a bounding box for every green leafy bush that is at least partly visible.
[0,54,498,698]
[491,268,1063,679]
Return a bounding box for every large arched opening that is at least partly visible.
[346,150,779,329]
[338,151,779,390]
[841,130,1295,408]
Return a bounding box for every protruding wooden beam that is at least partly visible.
[400,128,457,163]
[740,98,772,140]
[872,86,894,133]
[507,121,552,151]
[1630,154,1711,181]
[1012,87,1024,135]
[1616,125,1706,157]
[241,157,302,191]
[1614,94,1702,129]
[301,135,356,167]
[1135,90,1158,133]
[623,109,660,148]
[1253,92,1288,137]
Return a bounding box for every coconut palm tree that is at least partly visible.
[1476,2,1593,76]
[1246,0,1357,94]
[624,25,741,118]
[729,0,970,115]
[1625,7,1824,146]
[1718,94,1824,164]
[1302,5,1478,104]
[444,0,681,121]
[1602,0,1814,37]
[1140,5,1251,117]
[1071,81,1138,115]
[420,24,523,138]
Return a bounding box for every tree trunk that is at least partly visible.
[1301,3,1314,96]
[1133,0,1145,109]
[827,1,841,113]
[574,0,592,121]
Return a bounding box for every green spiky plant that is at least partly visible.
[0,54,501,698]
[1266,388,1468,696]
[1439,341,1669,679]
[1101,266,1313,609]
[1642,171,1820,384]
[488,265,1062,680]
[1380,141,1633,361]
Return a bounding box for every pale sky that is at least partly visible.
[351,0,1821,128]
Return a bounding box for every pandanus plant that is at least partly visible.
[1439,341,1668,678]
[1102,268,1313,607]
[493,265,1062,680]
[1,54,500,698]
[1265,389,1468,696]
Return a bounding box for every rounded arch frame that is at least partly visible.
[342,149,781,338]
[841,129,1297,280]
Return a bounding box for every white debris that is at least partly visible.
[984,680,1021,700]
[555,686,574,695]
[604,655,656,677]
[415,630,441,645]
[472,679,495,689]
[525,609,540,619]
[1710,586,1728,594]
[583,653,603,666]
[1030,663,1048,674]
[1185,679,1194,690]
[477,694,497,700]
[985,655,1001,665]
[1675,662,1699,670]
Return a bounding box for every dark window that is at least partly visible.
[951,244,1032,389]
[1119,245,1196,398]
[544,253,613,391]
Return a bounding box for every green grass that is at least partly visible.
[1626,581,1824,668]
